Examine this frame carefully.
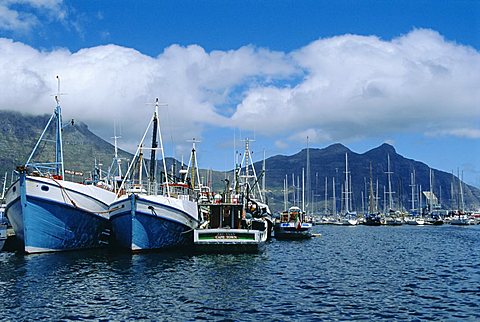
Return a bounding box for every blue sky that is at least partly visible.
[0,0,479,186]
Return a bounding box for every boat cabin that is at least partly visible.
[280,206,304,223]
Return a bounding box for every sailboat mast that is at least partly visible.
[262,150,266,202]
[387,154,393,211]
[459,169,465,212]
[302,168,305,213]
[149,99,159,184]
[344,153,349,213]
[429,169,434,212]
[410,170,416,213]
[324,176,328,214]
[369,163,374,213]
[332,177,336,215]
[306,136,310,215]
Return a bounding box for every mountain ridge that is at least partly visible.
[1,110,478,212]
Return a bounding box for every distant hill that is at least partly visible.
[1,110,479,212]
[0,110,133,183]
[253,143,480,212]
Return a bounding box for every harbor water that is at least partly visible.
[1,225,479,321]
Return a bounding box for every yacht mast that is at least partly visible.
[344,153,349,213]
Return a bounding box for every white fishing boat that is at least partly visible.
[194,138,270,252]
[4,77,116,253]
[109,98,199,251]
[194,197,268,253]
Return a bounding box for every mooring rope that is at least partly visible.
[48,176,122,214]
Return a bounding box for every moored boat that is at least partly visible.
[109,98,199,252]
[364,213,382,226]
[4,79,116,253]
[194,138,270,253]
[274,206,312,239]
[405,215,425,225]
[194,197,268,253]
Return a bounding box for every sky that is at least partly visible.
[0,0,479,187]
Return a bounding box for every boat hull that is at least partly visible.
[0,223,6,251]
[5,175,115,253]
[110,194,199,251]
[274,222,312,240]
[194,228,267,253]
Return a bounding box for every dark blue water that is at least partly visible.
[1,225,479,321]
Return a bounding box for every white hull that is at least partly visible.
[5,175,116,253]
[110,193,199,251]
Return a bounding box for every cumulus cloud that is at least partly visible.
[232,29,480,144]
[0,28,478,157]
[0,38,294,153]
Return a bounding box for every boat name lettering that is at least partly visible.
[215,233,238,239]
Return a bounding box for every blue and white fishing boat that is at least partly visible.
[109,99,199,251]
[4,77,116,253]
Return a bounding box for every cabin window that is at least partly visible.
[41,185,49,192]
[12,186,16,192]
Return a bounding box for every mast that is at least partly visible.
[306,136,311,215]
[419,184,423,212]
[387,154,392,211]
[459,169,465,212]
[185,138,202,190]
[344,153,349,214]
[429,168,434,213]
[369,163,374,213]
[190,139,197,189]
[332,177,336,215]
[324,176,328,215]
[302,168,305,213]
[386,154,394,211]
[25,76,65,178]
[138,145,144,185]
[292,173,295,206]
[52,76,64,178]
[383,186,387,214]
[450,171,456,210]
[262,150,266,202]
[410,169,416,213]
[149,98,159,185]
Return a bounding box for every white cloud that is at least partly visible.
[0,0,67,32]
[0,38,294,154]
[426,128,480,139]
[0,29,479,158]
[231,29,480,144]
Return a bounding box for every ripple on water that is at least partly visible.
[1,225,479,320]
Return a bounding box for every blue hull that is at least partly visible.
[110,195,194,251]
[274,224,312,240]
[7,196,110,253]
